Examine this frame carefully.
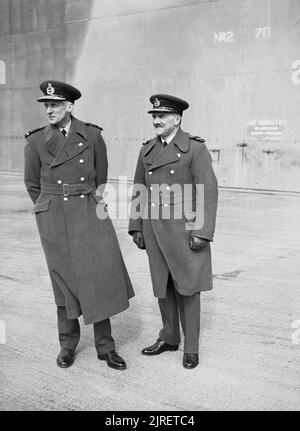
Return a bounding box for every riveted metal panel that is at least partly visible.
[0,0,299,191]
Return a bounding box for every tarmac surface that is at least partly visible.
[0,172,299,411]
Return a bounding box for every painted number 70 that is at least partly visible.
[254,27,271,39]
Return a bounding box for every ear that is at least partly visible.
[174,115,181,125]
[66,102,74,112]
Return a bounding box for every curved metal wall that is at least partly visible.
[0,0,300,191]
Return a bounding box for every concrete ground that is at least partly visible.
[0,172,299,411]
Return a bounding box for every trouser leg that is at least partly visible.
[158,274,181,345]
[94,318,115,355]
[176,291,201,354]
[57,306,80,351]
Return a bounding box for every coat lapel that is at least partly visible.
[143,137,163,167]
[150,141,180,170]
[50,117,89,168]
[148,129,190,171]
[173,128,190,153]
[44,125,65,157]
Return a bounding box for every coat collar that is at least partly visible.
[44,117,89,168]
[143,137,157,157]
[143,128,190,171]
[173,128,190,153]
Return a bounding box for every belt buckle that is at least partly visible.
[63,183,69,197]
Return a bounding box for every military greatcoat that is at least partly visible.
[129,128,218,298]
[24,116,134,324]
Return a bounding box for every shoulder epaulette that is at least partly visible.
[85,122,103,131]
[142,139,152,146]
[24,126,45,138]
[189,135,205,143]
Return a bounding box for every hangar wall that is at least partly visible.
[0,0,300,191]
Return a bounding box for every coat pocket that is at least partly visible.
[34,199,51,213]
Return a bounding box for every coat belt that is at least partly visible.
[41,181,96,197]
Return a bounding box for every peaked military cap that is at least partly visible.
[148,94,189,115]
[37,80,81,103]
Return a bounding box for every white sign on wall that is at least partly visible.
[0,60,6,84]
[247,119,286,141]
[0,320,6,344]
[291,60,300,85]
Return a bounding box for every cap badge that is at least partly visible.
[153,98,160,107]
[46,83,55,95]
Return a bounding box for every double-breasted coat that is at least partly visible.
[129,128,218,298]
[24,116,134,324]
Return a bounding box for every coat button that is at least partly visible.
[78,142,83,146]
[79,159,84,163]
[57,179,62,184]
[170,169,175,174]
[80,194,85,199]
[80,177,85,182]
[148,171,152,175]
[177,153,181,158]
[63,197,68,201]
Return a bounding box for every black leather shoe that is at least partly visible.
[56,348,75,368]
[98,350,126,370]
[141,338,178,355]
[183,353,199,369]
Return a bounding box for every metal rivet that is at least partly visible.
[80,177,85,182]
[79,159,84,163]
[170,170,174,174]
[151,203,155,207]
[78,142,83,146]
[63,197,68,201]
[57,179,62,184]
[80,194,85,199]
[148,171,152,175]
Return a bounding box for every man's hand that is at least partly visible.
[132,231,146,250]
[189,236,208,251]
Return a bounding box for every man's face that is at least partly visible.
[152,113,180,138]
[43,101,72,126]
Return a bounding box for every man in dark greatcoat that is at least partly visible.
[24,80,134,370]
[129,94,218,369]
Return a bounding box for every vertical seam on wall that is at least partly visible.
[240,0,247,146]
[64,1,67,82]
[9,1,13,170]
